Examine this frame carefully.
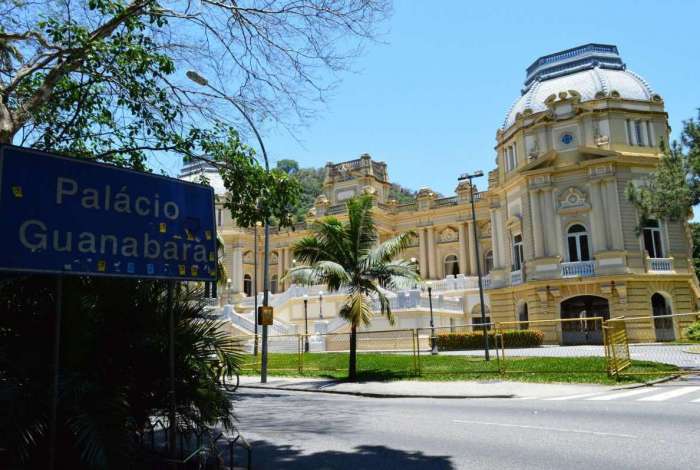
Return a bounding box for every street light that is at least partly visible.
[426,281,438,355]
[253,221,262,356]
[318,291,324,319]
[458,170,490,361]
[186,69,274,381]
[303,294,310,352]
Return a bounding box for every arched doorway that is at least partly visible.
[518,302,529,330]
[651,293,675,341]
[472,304,491,330]
[560,295,609,345]
[243,274,252,297]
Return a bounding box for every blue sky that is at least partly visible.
[174,0,700,196]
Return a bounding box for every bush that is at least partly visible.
[686,321,700,341]
[435,329,544,351]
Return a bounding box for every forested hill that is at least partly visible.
[275,159,418,221]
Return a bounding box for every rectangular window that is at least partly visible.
[579,234,590,261]
[635,120,644,146]
[643,226,664,258]
[512,234,523,271]
[646,121,654,148]
[217,208,222,226]
[626,119,632,145]
[568,236,579,262]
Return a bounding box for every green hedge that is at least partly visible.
[686,321,700,341]
[435,329,544,350]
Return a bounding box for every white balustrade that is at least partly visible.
[510,270,523,285]
[648,258,673,272]
[560,261,596,278]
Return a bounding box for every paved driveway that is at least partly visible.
[442,344,700,368]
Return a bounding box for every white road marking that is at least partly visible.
[586,388,655,401]
[637,386,700,402]
[543,392,605,401]
[452,419,636,439]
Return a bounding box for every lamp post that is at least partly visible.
[318,291,324,319]
[458,170,490,361]
[186,70,273,381]
[426,281,438,355]
[253,221,262,356]
[303,294,310,352]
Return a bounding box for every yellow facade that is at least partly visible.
[190,43,699,343]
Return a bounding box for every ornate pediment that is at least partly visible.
[558,187,590,214]
[438,226,459,243]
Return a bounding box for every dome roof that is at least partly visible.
[503,44,657,130]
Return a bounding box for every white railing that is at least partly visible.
[560,260,596,278]
[648,258,673,272]
[419,275,481,292]
[482,276,492,289]
[510,270,523,285]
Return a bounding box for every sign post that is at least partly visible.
[0,145,216,467]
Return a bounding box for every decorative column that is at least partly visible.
[605,179,624,250]
[427,227,437,279]
[459,222,469,275]
[589,180,607,252]
[542,188,555,257]
[529,189,544,258]
[418,228,428,279]
[467,220,478,275]
[231,246,243,293]
[490,209,501,269]
[552,189,564,258]
[276,250,283,291]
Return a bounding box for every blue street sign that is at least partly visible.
[0,145,217,281]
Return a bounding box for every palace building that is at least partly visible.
[184,44,699,344]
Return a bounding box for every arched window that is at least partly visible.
[643,220,664,258]
[484,250,494,275]
[243,274,252,297]
[567,224,590,262]
[518,303,529,330]
[270,275,278,294]
[444,254,460,277]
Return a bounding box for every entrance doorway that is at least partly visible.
[651,293,675,341]
[559,296,610,345]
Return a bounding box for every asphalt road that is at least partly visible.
[232,382,700,470]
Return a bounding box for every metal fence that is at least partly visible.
[236,313,700,380]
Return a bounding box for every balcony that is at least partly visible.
[648,258,674,273]
[510,270,523,285]
[560,261,595,278]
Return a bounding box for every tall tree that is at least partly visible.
[286,195,419,381]
[0,0,390,224]
[627,112,700,223]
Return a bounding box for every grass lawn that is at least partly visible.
[239,352,679,385]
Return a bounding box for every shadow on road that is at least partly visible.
[240,440,456,470]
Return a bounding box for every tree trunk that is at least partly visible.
[349,324,357,381]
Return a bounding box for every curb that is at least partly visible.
[612,374,681,390]
[238,384,515,399]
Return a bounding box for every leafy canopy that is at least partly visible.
[286,195,419,328]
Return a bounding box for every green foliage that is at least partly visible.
[626,112,700,223]
[388,183,417,204]
[435,329,545,351]
[686,321,700,341]
[0,276,243,468]
[276,160,325,222]
[287,195,419,379]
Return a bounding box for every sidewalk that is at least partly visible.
[238,375,615,399]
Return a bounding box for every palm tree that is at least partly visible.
[286,195,419,381]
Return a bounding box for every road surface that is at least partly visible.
[232,376,700,469]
